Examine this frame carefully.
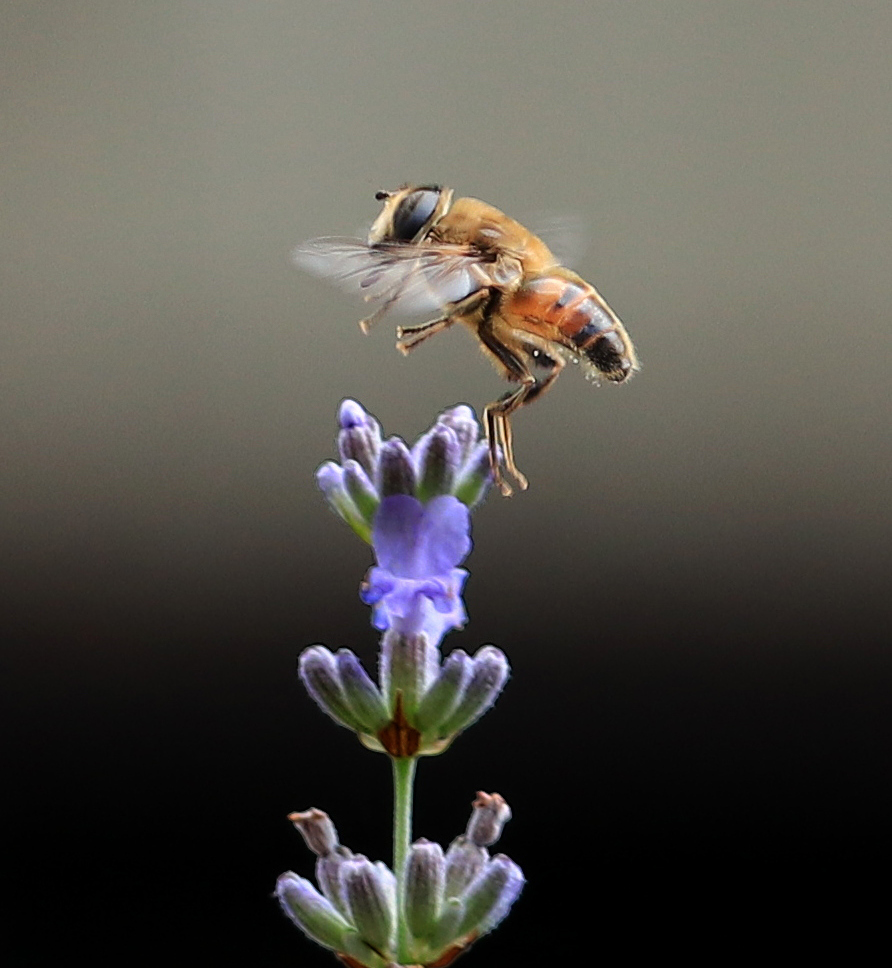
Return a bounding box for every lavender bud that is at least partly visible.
[414,649,471,733]
[276,872,353,952]
[342,459,379,524]
[378,437,416,496]
[288,808,339,856]
[298,646,365,731]
[456,855,525,939]
[341,856,396,956]
[437,404,479,463]
[452,439,493,509]
[335,649,389,733]
[414,426,459,502]
[404,839,446,941]
[466,792,512,848]
[427,896,465,958]
[315,846,354,920]
[316,461,372,544]
[379,629,439,721]
[337,401,381,477]
[338,398,373,431]
[444,836,488,898]
[437,646,509,737]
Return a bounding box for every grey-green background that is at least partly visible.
[4,2,890,963]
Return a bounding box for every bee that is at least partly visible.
[295,185,638,496]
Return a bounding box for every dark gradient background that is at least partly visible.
[4,2,891,963]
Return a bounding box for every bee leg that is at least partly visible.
[479,331,566,496]
[359,300,394,334]
[395,289,492,355]
[395,316,456,354]
[475,324,537,496]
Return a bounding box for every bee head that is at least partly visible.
[368,185,452,245]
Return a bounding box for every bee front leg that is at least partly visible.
[395,289,492,356]
[395,315,456,355]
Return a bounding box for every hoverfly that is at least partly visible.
[295,185,638,496]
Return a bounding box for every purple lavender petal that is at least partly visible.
[371,495,425,576]
[416,496,471,576]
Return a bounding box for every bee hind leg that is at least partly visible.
[476,324,534,496]
[480,330,566,496]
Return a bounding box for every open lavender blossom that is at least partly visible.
[362,493,470,643]
[277,795,524,968]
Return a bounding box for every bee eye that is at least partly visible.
[391,190,439,241]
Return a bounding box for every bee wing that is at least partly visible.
[293,237,489,316]
[528,213,588,269]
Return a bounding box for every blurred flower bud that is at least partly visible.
[275,872,356,954]
[287,808,339,857]
[456,854,525,939]
[404,838,446,942]
[337,399,382,477]
[436,646,510,737]
[341,856,396,956]
[378,436,416,497]
[443,836,488,899]
[466,791,512,848]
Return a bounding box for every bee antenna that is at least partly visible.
[374,190,391,201]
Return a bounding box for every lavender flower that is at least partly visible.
[282,401,522,966]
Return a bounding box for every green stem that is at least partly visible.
[392,754,418,962]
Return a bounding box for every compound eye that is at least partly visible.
[391,190,439,241]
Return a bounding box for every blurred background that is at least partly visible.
[3,1,890,962]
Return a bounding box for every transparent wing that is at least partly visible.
[527,213,588,269]
[293,237,492,316]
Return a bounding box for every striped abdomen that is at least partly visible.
[507,272,638,382]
